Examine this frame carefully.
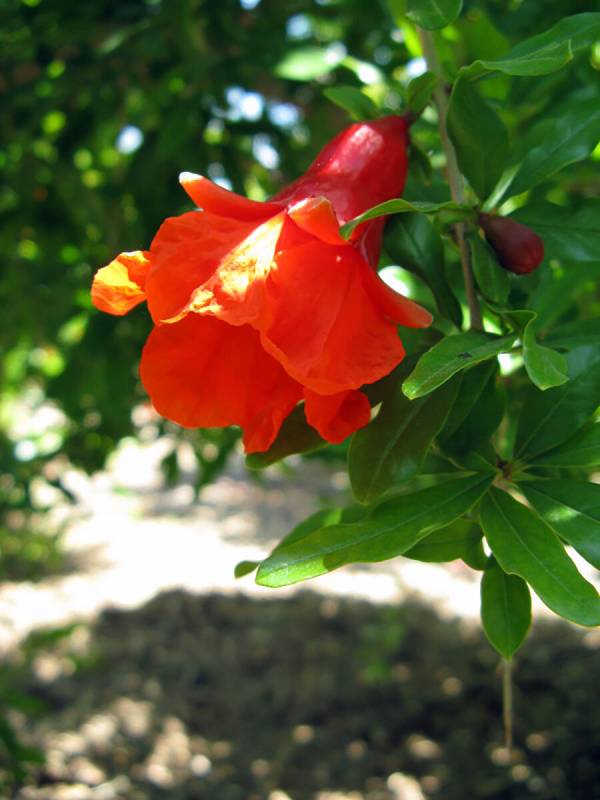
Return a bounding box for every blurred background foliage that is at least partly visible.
[1,0,600,792]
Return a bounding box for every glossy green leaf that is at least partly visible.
[480,488,600,627]
[385,213,462,326]
[246,405,325,469]
[441,361,497,439]
[404,519,483,563]
[349,374,460,503]
[323,86,379,120]
[545,319,600,352]
[340,198,472,239]
[441,364,504,455]
[275,46,345,80]
[531,423,600,468]
[405,0,462,30]
[470,235,510,305]
[521,480,600,570]
[462,40,572,80]
[515,345,600,459]
[447,75,508,201]
[503,98,600,199]
[511,201,600,264]
[403,332,515,400]
[256,474,493,587]
[497,13,600,66]
[407,71,438,115]
[521,316,568,391]
[481,559,531,658]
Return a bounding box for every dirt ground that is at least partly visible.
[2,439,599,800]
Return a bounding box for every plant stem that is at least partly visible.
[418,29,483,331]
[502,657,513,754]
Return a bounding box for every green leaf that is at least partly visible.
[462,40,572,80]
[274,46,345,80]
[480,488,600,627]
[349,374,460,503]
[404,518,483,563]
[403,332,516,400]
[502,98,600,199]
[545,319,600,351]
[527,263,600,331]
[245,405,325,469]
[531,423,600,468]
[511,201,600,264]
[405,0,463,30]
[406,71,438,115]
[496,12,600,67]
[441,363,504,455]
[470,235,510,305]
[515,345,600,459]
[234,560,259,578]
[256,473,493,587]
[521,315,568,391]
[340,199,472,239]
[446,75,508,201]
[323,86,379,120]
[522,480,600,570]
[441,361,497,439]
[481,559,532,658]
[385,213,462,326]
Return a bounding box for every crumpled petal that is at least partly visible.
[179,172,281,221]
[91,250,151,315]
[259,240,407,395]
[145,211,284,325]
[304,388,371,443]
[139,314,302,453]
[287,196,346,246]
[361,265,433,328]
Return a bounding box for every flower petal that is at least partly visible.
[179,172,280,221]
[287,196,346,246]
[304,388,371,443]
[260,240,406,395]
[91,250,151,316]
[362,267,433,328]
[145,211,284,325]
[139,315,302,453]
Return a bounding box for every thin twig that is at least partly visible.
[502,657,513,755]
[418,29,483,331]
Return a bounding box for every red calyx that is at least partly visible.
[479,212,545,275]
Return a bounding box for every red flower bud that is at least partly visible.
[479,213,544,275]
[91,117,432,453]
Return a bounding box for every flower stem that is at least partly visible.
[418,29,483,331]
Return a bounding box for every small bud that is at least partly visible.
[479,213,544,275]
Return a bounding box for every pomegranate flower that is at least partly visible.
[91,115,432,453]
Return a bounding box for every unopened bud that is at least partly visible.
[479,213,544,275]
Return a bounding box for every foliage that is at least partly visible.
[1,0,600,703]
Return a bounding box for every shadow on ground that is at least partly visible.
[7,590,600,800]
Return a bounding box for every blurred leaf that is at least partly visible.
[234,560,259,578]
[403,332,516,399]
[522,480,600,569]
[503,98,600,199]
[349,373,460,503]
[385,213,461,325]
[256,473,493,587]
[275,46,345,80]
[405,0,463,30]
[481,559,531,658]
[447,75,508,201]
[462,40,572,80]
[545,320,600,352]
[515,345,600,459]
[530,422,600,468]
[407,71,438,116]
[511,201,600,264]
[323,86,379,120]
[480,487,600,627]
[470,235,510,305]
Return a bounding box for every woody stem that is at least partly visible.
[418,29,483,331]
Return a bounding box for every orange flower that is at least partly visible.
[91,116,432,453]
